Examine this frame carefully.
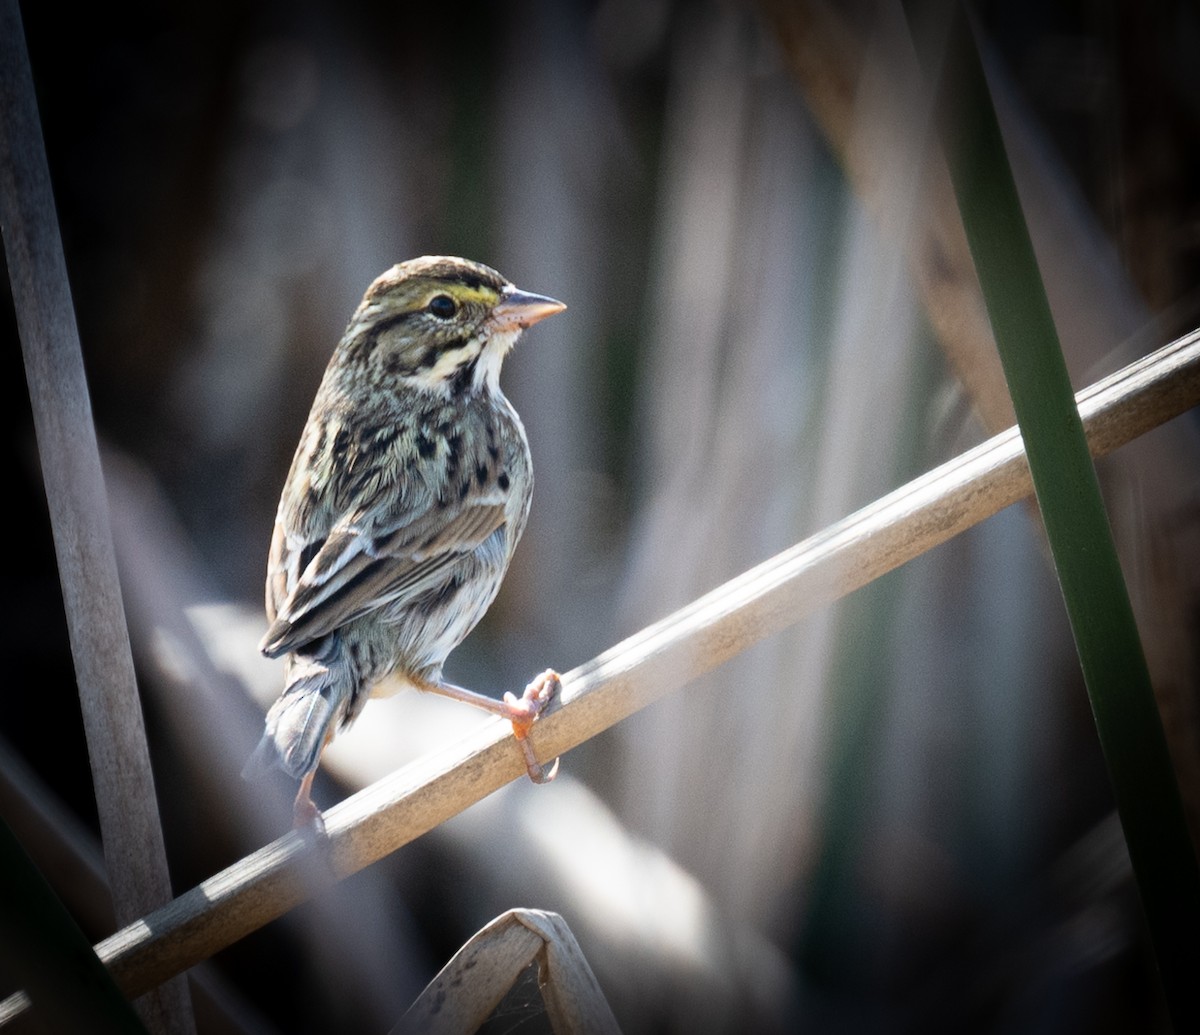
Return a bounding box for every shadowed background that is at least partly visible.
[3,0,1199,1032]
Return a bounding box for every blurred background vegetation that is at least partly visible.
[3,0,1199,1032]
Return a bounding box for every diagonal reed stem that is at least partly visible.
[0,326,1194,1022]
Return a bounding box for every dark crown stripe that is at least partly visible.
[420,262,502,292]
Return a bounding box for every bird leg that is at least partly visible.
[293,769,326,833]
[415,669,561,783]
[292,726,336,832]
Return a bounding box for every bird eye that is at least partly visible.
[427,294,458,319]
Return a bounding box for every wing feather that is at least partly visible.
[260,500,507,657]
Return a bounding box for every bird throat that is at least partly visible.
[418,327,517,399]
[473,328,519,394]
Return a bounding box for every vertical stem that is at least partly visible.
[925,4,1200,1029]
[0,1,195,1030]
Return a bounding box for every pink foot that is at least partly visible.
[502,669,561,784]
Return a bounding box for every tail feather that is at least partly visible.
[243,652,351,781]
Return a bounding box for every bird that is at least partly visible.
[246,255,566,828]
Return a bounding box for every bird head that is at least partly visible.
[340,255,565,397]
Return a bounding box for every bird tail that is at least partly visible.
[242,651,351,781]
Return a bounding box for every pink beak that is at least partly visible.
[489,286,567,331]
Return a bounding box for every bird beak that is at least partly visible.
[490,287,567,331]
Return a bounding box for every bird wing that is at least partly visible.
[260,496,508,658]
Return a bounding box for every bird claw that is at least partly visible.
[505,669,561,783]
[523,741,560,784]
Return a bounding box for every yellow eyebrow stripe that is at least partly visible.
[428,283,500,307]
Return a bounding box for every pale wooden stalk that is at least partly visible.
[0,1,193,1030]
[0,327,1185,1022]
[391,909,620,1035]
